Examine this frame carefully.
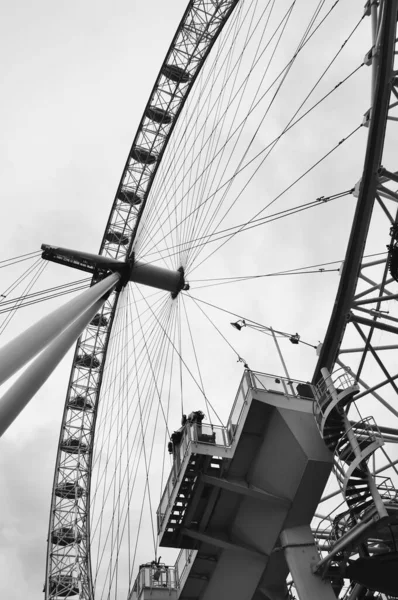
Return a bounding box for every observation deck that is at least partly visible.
[156,370,335,600]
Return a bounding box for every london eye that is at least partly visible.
[0,1,398,599]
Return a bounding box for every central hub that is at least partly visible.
[41,244,189,298]
[130,260,189,298]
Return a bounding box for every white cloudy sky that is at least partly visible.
[0,1,397,598]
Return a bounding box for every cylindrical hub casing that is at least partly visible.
[130,261,183,294]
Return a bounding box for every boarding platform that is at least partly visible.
[154,370,336,600]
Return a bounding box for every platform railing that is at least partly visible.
[249,370,316,400]
[157,421,233,529]
[158,370,318,529]
[130,564,177,599]
[314,367,356,409]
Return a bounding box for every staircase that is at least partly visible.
[161,454,223,546]
[314,369,387,524]
[313,368,398,597]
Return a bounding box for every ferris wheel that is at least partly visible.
[0,0,398,599]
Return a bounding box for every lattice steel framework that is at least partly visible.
[45,2,240,598]
[311,1,398,596]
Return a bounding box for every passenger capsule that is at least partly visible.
[55,482,84,499]
[61,438,88,454]
[130,146,157,165]
[49,576,79,597]
[68,395,93,411]
[145,106,173,124]
[105,230,130,246]
[51,527,82,547]
[161,64,190,83]
[90,313,108,328]
[75,354,100,369]
[117,188,142,206]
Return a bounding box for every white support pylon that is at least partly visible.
[0,296,106,437]
[0,271,120,388]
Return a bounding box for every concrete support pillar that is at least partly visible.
[0,297,105,437]
[0,272,120,387]
[280,525,336,600]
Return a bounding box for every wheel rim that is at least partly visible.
[39,1,398,598]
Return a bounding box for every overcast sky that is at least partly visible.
[0,1,397,598]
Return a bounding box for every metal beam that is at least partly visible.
[201,474,291,506]
[354,292,398,306]
[313,1,398,382]
[350,313,398,335]
[337,358,398,418]
[340,344,398,353]
[182,528,268,560]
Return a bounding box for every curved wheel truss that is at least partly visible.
[45,2,240,598]
[43,0,398,599]
[311,1,398,595]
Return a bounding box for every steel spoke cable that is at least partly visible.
[181,295,223,425]
[179,0,253,267]
[186,0,296,269]
[101,294,178,586]
[102,288,172,597]
[134,282,217,413]
[177,297,184,417]
[92,292,171,436]
[130,284,169,552]
[131,0,249,256]
[0,277,91,306]
[183,0,276,267]
[137,1,298,253]
[138,118,362,266]
[142,189,351,262]
[140,0,296,241]
[0,259,48,336]
[137,0,292,247]
[137,0,343,257]
[145,0,249,213]
[0,255,43,301]
[105,288,128,600]
[159,305,179,503]
[0,250,42,269]
[193,269,339,289]
[94,328,175,596]
[0,284,91,315]
[140,0,263,239]
[186,292,250,376]
[185,291,317,348]
[186,12,364,268]
[139,59,363,264]
[91,295,173,514]
[89,296,169,482]
[91,294,174,504]
[189,122,363,274]
[93,290,129,585]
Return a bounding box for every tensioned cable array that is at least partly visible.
[31,1,384,598]
[134,0,364,276]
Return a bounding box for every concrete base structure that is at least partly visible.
[157,371,336,600]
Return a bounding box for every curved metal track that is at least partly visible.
[45,2,240,598]
[310,1,398,595]
[313,0,398,383]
